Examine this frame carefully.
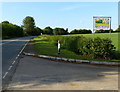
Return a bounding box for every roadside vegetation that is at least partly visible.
[65,33,120,51]
[1,16,120,39]
[1,16,119,62]
[1,21,24,39]
[34,34,120,62]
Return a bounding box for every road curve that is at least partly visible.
[2,36,35,89]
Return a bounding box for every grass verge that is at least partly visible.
[33,35,120,62]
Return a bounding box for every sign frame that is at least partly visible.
[93,16,111,32]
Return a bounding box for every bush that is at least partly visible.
[70,29,92,34]
[49,35,63,46]
[2,22,24,39]
[53,28,68,35]
[92,37,115,58]
[61,36,80,53]
[49,35,116,59]
[95,29,113,33]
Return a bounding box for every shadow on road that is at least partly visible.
[6,55,118,90]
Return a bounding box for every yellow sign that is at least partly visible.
[94,17,111,30]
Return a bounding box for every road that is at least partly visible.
[2,36,34,89]
[7,56,118,90]
[1,37,119,91]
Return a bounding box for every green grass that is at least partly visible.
[65,33,120,51]
[34,35,120,62]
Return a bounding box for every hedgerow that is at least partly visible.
[49,35,115,59]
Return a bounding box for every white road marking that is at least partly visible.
[3,72,8,79]
[8,66,12,71]
[3,40,30,79]
[19,41,29,55]
[12,61,16,65]
[15,56,18,60]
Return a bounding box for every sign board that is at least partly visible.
[93,16,111,30]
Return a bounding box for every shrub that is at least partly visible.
[53,28,68,35]
[61,36,80,53]
[49,36,116,59]
[70,29,92,34]
[92,37,115,58]
[49,35,63,46]
[95,29,113,33]
[77,37,93,56]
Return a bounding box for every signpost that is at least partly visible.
[58,40,60,54]
[93,16,111,30]
[93,16,111,39]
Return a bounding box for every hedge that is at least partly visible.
[49,36,115,59]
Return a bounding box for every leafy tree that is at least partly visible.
[65,28,69,35]
[53,27,67,35]
[34,27,43,36]
[2,21,23,39]
[95,29,113,33]
[70,29,79,34]
[2,21,9,24]
[70,29,92,34]
[23,16,35,36]
[43,26,53,35]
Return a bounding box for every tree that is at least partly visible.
[53,27,67,35]
[70,29,79,34]
[70,29,92,34]
[34,27,43,36]
[65,28,69,35]
[23,16,35,36]
[43,26,53,35]
[95,29,113,33]
[2,21,23,39]
[95,29,104,33]
[2,21,9,24]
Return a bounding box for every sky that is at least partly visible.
[1,2,119,32]
[118,1,120,25]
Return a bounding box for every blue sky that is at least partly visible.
[2,2,118,32]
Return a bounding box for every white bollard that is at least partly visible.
[58,40,60,54]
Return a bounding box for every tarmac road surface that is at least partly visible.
[2,36,35,90]
[7,56,118,90]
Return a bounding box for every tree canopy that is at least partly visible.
[43,26,53,35]
[95,29,113,33]
[1,21,23,39]
[70,29,92,34]
[53,27,68,35]
[23,16,35,36]
[34,27,43,36]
